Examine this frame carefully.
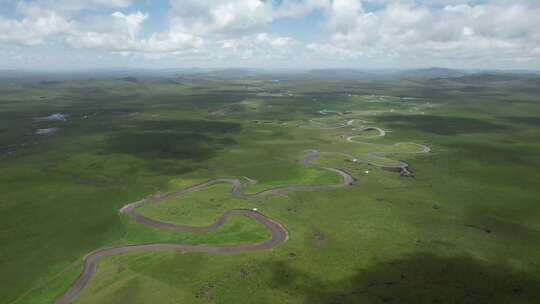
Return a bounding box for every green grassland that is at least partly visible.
[1,72,539,304]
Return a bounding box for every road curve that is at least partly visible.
[318,109,344,116]
[56,151,355,304]
[55,210,287,304]
[297,119,347,130]
[341,122,431,177]
[320,137,431,177]
[347,127,386,139]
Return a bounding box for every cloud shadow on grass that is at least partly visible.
[499,116,540,127]
[106,120,240,163]
[375,115,510,136]
[265,254,539,304]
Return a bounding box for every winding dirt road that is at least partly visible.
[347,127,386,138]
[56,152,354,304]
[340,123,430,176]
[297,110,370,130]
[56,116,428,303]
[55,210,288,304]
[318,109,344,116]
[313,140,431,177]
[297,119,348,129]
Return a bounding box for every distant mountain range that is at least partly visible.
[1,67,539,82]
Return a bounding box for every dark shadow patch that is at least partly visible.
[65,86,114,97]
[146,161,202,176]
[38,80,62,86]
[107,132,231,161]
[120,77,140,83]
[264,254,540,304]
[175,93,249,109]
[135,120,241,134]
[455,142,536,166]
[375,115,509,135]
[450,73,529,84]
[460,86,485,93]
[499,116,540,127]
[106,120,239,162]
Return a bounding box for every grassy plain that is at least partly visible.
[1,71,539,303]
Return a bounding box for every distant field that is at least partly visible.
[1,72,539,304]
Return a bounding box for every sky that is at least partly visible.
[0,0,539,70]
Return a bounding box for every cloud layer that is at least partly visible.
[1,0,539,69]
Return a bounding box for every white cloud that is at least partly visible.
[273,0,330,18]
[64,12,148,51]
[256,33,293,47]
[0,0,151,52]
[134,1,304,57]
[143,31,203,53]
[0,0,540,68]
[306,42,361,59]
[18,0,132,12]
[168,0,274,35]
[310,0,540,66]
[0,6,72,45]
[324,0,363,33]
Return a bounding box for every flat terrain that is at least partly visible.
[1,71,539,303]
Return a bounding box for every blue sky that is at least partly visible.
[0,0,539,70]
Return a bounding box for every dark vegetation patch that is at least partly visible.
[134,120,241,134]
[39,80,62,86]
[146,161,202,176]
[107,132,231,161]
[403,67,467,78]
[498,98,539,104]
[460,86,485,93]
[456,142,537,166]
[465,224,492,234]
[313,231,326,247]
[396,82,452,99]
[66,86,114,97]
[266,254,540,304]
[120,77,140,83]
[172,93,249,110]
[450,73,529,84]
[500,116,540,127]
[515,79,540,94]
[106,120,240,161]
[164,79,181,85]
[375,115,509,135]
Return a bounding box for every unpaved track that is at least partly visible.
[55,210,288,304]
[342,125,431,173]
[347,127,386,139]
[57,124,427,303]
[297,119,347,130]
[318,109,344,116]
[319,138,431,174]
[56,152,354,304]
